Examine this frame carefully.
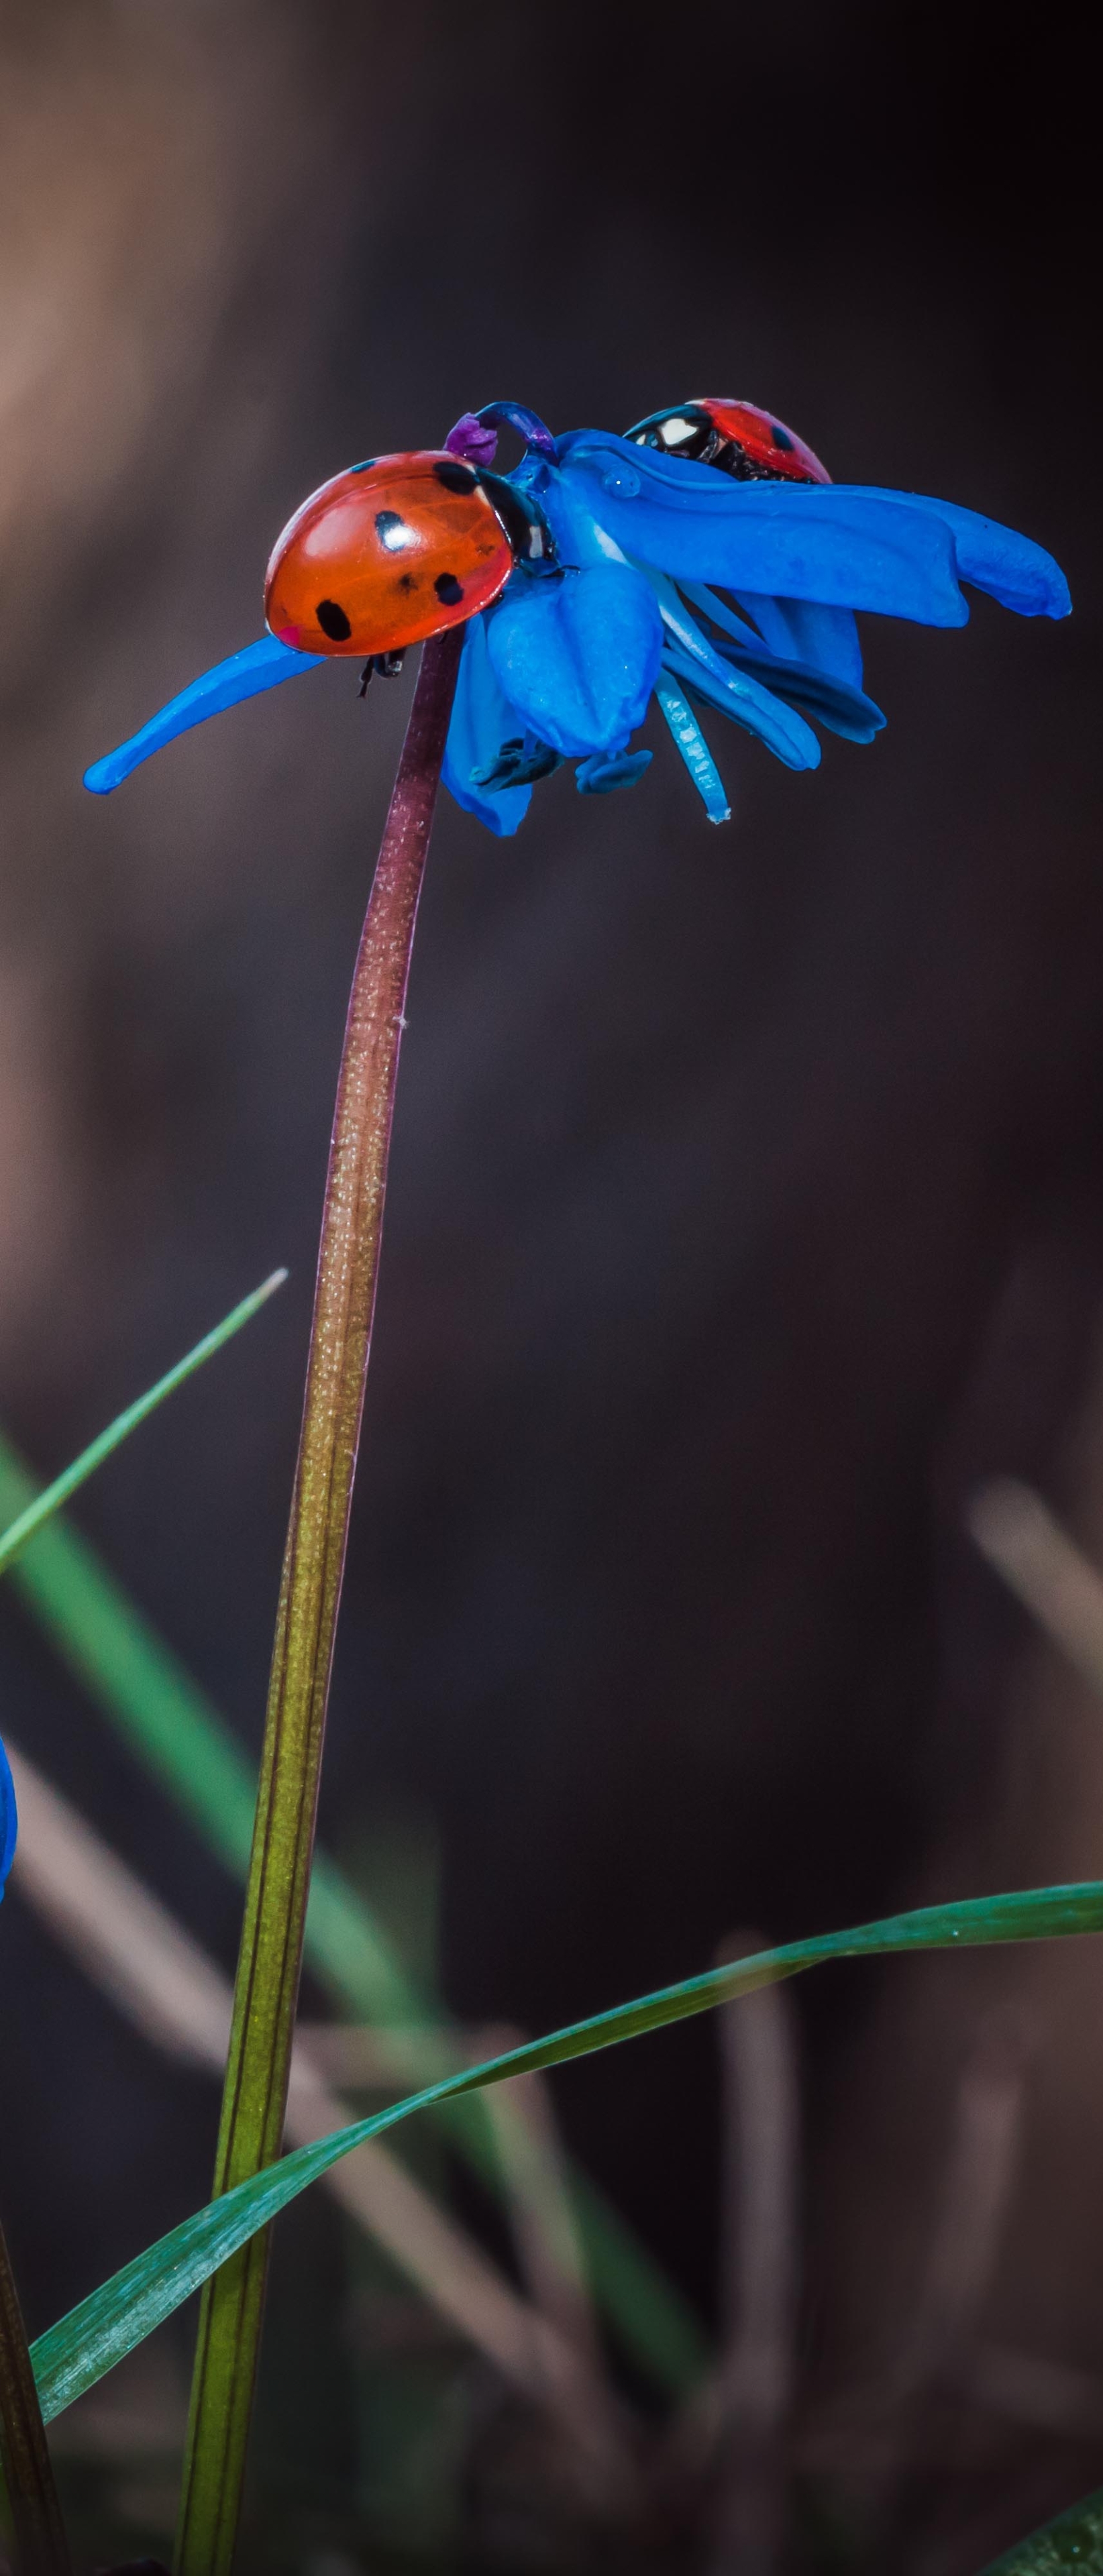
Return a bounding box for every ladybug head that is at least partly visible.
[264,451,552,661]
[625,398,830,486]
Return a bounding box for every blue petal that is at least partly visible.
[733,596,865,688]
[841,487,1071,619]
[486,563,663,757]
[515,456,625,571]
[646,572,822,770]
[654,680,730,822]
[724,649,885,745]
[679,572,865,694]
[554,433,1069,629]
[676,582,761,648]
[576,748,653,794]
[474,400,558,458]
[557,440,966,625]
[684,593,885,743]
[83,635,324,794]
[441,616,533,837]
[0,1733,17,1897]
[662,641,822,771]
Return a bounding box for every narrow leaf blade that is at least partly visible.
[980,2483,1103,2571]
[31,1876,1103,2423]
[0,1273,287,1576]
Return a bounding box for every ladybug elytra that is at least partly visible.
[264,449,554,665]
[625,397,830,486]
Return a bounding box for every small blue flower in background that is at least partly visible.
[83,394,1069,831]
[0,1735,17,1900]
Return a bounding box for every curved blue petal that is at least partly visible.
[516,456,625,571]
[646,574,821,771]
[576,748,653,795]
[83,635,324,794]
[731,595,865,688]
[679,576,865,692]
[662,641,822,771]
[486,564,663,757]
[556,440,969,625]
[442,616,533,837]
[0,1733,17,1897]
[682,590,885,743]
[654,680,730,822]
[722,649,885,745]
[553,433,1068,630]
[473,400,557,459]
[676,582,761,649]
[840,487,1071,619]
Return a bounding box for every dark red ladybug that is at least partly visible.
[625,397,831,486]
[264,450,552,662]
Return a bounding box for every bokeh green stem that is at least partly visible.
[174,627,464,2576]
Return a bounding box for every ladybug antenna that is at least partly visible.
[446,402,556,465]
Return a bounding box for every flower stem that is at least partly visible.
[0,2215,72,2576]
[173,625,464,2576]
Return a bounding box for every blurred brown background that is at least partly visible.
[0,3,1099,2567]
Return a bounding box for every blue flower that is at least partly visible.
[440,401,1070,833]
[0,1734,17,1900]
[83,400,1069,832]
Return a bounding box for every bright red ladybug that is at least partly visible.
[264,449,552,667]
[625,397,831,486]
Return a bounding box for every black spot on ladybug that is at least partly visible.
[315,599,352,641]
[398,572,415,591]
[434,459,478,494]
[350,458,377,473]
[770,423,794,450]
[375,509,414,552]
[435,572,464,605]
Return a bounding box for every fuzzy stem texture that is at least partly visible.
[174,627,464,2576]
[0,2217,72,2576]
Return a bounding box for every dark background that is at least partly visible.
[0,3,1100,2565]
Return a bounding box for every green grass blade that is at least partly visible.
[0,1274,287,1577]
[980,2484,1103,2570]
[0,1433,407,2019]
[30,1876,1103,2427]
[0,1428,706,2394]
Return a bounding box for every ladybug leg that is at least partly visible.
[358,649,407,698]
